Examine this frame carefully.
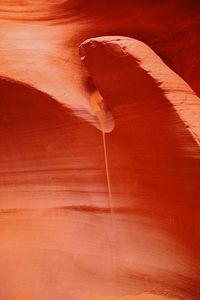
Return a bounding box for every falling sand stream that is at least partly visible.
[89,88,118,271]
[90,89,114,214]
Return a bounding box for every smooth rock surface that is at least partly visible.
[0,1,200,300]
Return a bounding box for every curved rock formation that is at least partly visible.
[0,1,200,300]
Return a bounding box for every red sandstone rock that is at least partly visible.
[0,1,200,300]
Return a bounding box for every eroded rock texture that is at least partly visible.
[0,1,200,300]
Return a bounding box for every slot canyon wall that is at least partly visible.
[0,1,200,300]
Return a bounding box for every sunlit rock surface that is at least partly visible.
[0,1,200,300]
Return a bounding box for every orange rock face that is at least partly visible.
[0,1,200,300]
